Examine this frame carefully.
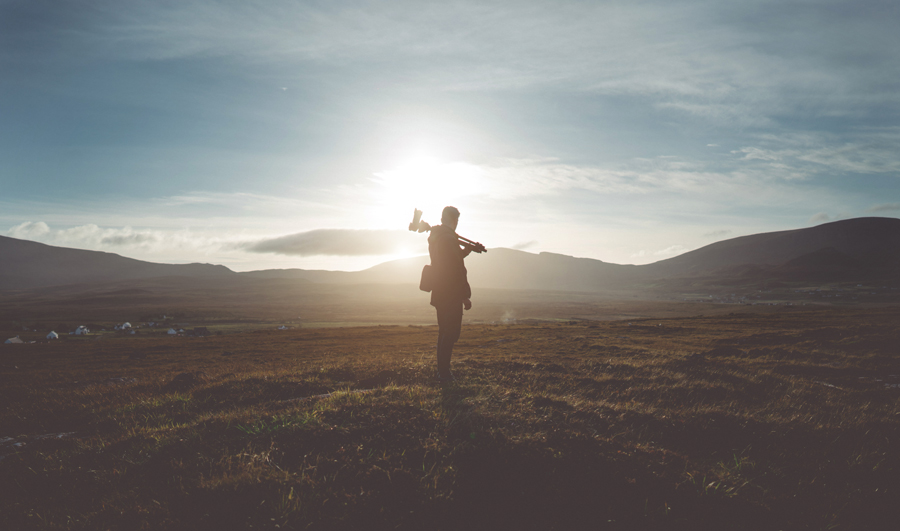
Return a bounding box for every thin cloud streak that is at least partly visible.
[31,1,898,127]
[511,240,539,251]
[810,212,836,224]
[630,244,690,260]
[868,203,900,213]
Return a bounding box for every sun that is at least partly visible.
[369,153,484,229]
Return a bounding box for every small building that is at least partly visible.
[46,331,59,340]
[5,336,24,344]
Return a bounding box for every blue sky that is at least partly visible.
[2,0,899,271]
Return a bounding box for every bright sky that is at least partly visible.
[2,1,899,272]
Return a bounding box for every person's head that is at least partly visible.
[441,206,460,230]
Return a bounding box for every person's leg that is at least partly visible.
[436,334,451,376]
[436,302,463,377]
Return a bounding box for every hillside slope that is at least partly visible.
[645,217,900,277]
[0,236,234,289]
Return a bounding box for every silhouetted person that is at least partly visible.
[428,206,472,381]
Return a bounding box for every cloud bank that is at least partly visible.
[240,229,421,256]
[7,221,50,239]
[4,222,214,253]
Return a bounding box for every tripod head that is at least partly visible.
[409,208,428,233]
[408,208,487,253]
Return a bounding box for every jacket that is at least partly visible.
[427,224,472,307]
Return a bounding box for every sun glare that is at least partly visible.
[370,154,484,229]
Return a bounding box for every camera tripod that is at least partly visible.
[408,209,487,253]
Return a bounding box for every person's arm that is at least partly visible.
[457,238,472,309]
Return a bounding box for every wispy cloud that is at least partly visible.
[868,203,900,213]
[630,244,689,260]
[438,151,841,203]
[17,0,885,131]
[735,140,900,176]
[160,191,334,214]
[703,229,731,238]
[510,240,539,251]
[810,212,835,224]
[367,153,807,206]
[654,245,688,257]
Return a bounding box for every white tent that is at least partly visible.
[122,322,132,329]
[47,331,59,339]
[75,326,89,335]
[167,328,178,335]
[5,336,24,344]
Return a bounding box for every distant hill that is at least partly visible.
[2,217,898,291]
[242,249,641,292]
[644,217,900,277]
[243,218,900,291]
[0,236,234,289]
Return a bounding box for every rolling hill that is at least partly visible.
[2,217,898,292]
[242,217,900,291]
[0,236,234,289]
[644,216,900,277]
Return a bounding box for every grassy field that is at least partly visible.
[2,306,899,530]
[8,273,879,332]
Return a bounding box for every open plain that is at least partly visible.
[2,305,899,530]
